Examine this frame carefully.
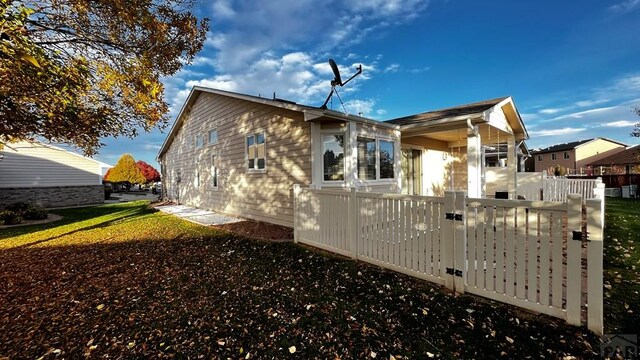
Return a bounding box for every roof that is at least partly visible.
[531,137,627,154]
[3,140,113,168]
[385,97,509,126]
[588,145,640,166]
[157,86,399,159]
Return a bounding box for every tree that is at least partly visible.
[632,106,640,137]
[136,160,161,183]
[0,0,208,155]
[106,154,146,185]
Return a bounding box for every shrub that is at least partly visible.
[0,210,24,225]
[5,201,30,213]
[23,205,48,220]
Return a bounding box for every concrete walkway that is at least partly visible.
[154,204,242,226]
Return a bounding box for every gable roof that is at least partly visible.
[385,97,509,126]
[157,86,398,159]
[2,140,112,168]
[588,145,640,166]
[531,137,627,154]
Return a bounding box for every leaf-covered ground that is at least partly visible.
[603,197,640,334]
[0,201,602,358]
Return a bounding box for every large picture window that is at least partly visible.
[356,137,395,181]
[379,140,395,179]
[323,134,345,181]
[247,133,266,170]
[357,137,376,180]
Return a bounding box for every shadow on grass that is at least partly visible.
[0,201,154,242]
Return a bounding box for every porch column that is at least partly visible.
[507,135,517,199]
[467,126,482,198]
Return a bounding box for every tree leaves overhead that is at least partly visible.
[0,0,209,155]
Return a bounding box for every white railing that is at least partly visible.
[485,168,604,202]
[293,186,604,334]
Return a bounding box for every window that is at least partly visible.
[563,151,569,159]
[357,137,376,180]
[379,140,395,179]
[194,165,200,187]
[247,133,266,170]
[195,134,204,148]
[538,155,543,161]
[211,155,218,188]
[208,129,218,145]
[551,153,557,160]
[356,137,395,181]
[323,134,345,181]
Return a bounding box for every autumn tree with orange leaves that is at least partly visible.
[0,0,208,155]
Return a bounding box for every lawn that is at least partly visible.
[0,201,602,358]
[602,197,640,334]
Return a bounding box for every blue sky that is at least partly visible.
[93,0,640,168]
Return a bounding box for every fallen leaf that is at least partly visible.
[289,346,296,354]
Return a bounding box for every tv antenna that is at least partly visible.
[320,58,362,111]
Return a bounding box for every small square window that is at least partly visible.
[247,133,266,170]
[209,129,218,145]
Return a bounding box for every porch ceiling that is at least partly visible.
[403,123,514,148]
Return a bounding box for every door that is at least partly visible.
[401,149,422,195]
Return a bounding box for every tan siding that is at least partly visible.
[160,93,312,227]
[575,139,625,169]
[0,142,102,187]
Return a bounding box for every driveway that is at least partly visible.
[104,191,159,204]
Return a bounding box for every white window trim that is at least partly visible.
[355,133,397,185]
[551,153,557,160]
[208,129,218,146]
[538,155,543,161]
[563,151,569,159]
[321,130,347,185]
[245,131,267,173]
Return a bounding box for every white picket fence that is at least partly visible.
[293,186,604,334]
[485,168,604,202]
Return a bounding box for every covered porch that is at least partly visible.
[389,97,529,199]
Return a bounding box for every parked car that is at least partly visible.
[151,182,162,196]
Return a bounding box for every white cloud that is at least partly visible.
[609,0,640,13]
[529,127,586,137]
[143,144,162,151]
[384,64,400,73]
[343,99,376,116]
[539,108,562,114]
[408,66,430,73]
[549,106,618,121]
[211,0,236,19]
[575,99,609,107]
[599,120,638,128]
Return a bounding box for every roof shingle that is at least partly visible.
[385,97,509,126]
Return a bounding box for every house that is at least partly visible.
[157,87,528,227]
[0,140,111,208]
[527,138,626,175]
[587,144,640,175]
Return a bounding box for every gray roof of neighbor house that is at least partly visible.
[385,97,509,126]
[588,145,640,166]
[531,138,627,154]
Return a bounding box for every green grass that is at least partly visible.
[603,197,640,334]
[0,200,219,249]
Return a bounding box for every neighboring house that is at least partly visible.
[0,140,111,208]
[587,145,640,175]
[527,138,626,175]
[157,87,528,227]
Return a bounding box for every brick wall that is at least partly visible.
[0,185,104,208]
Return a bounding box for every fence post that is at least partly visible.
[349,187,358,260]
[443,191,456,291]
[593,182,605,200]
[586,198,604,335]
[566,194,582,326]
[454,191,467,293]
[293,184,301,244]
